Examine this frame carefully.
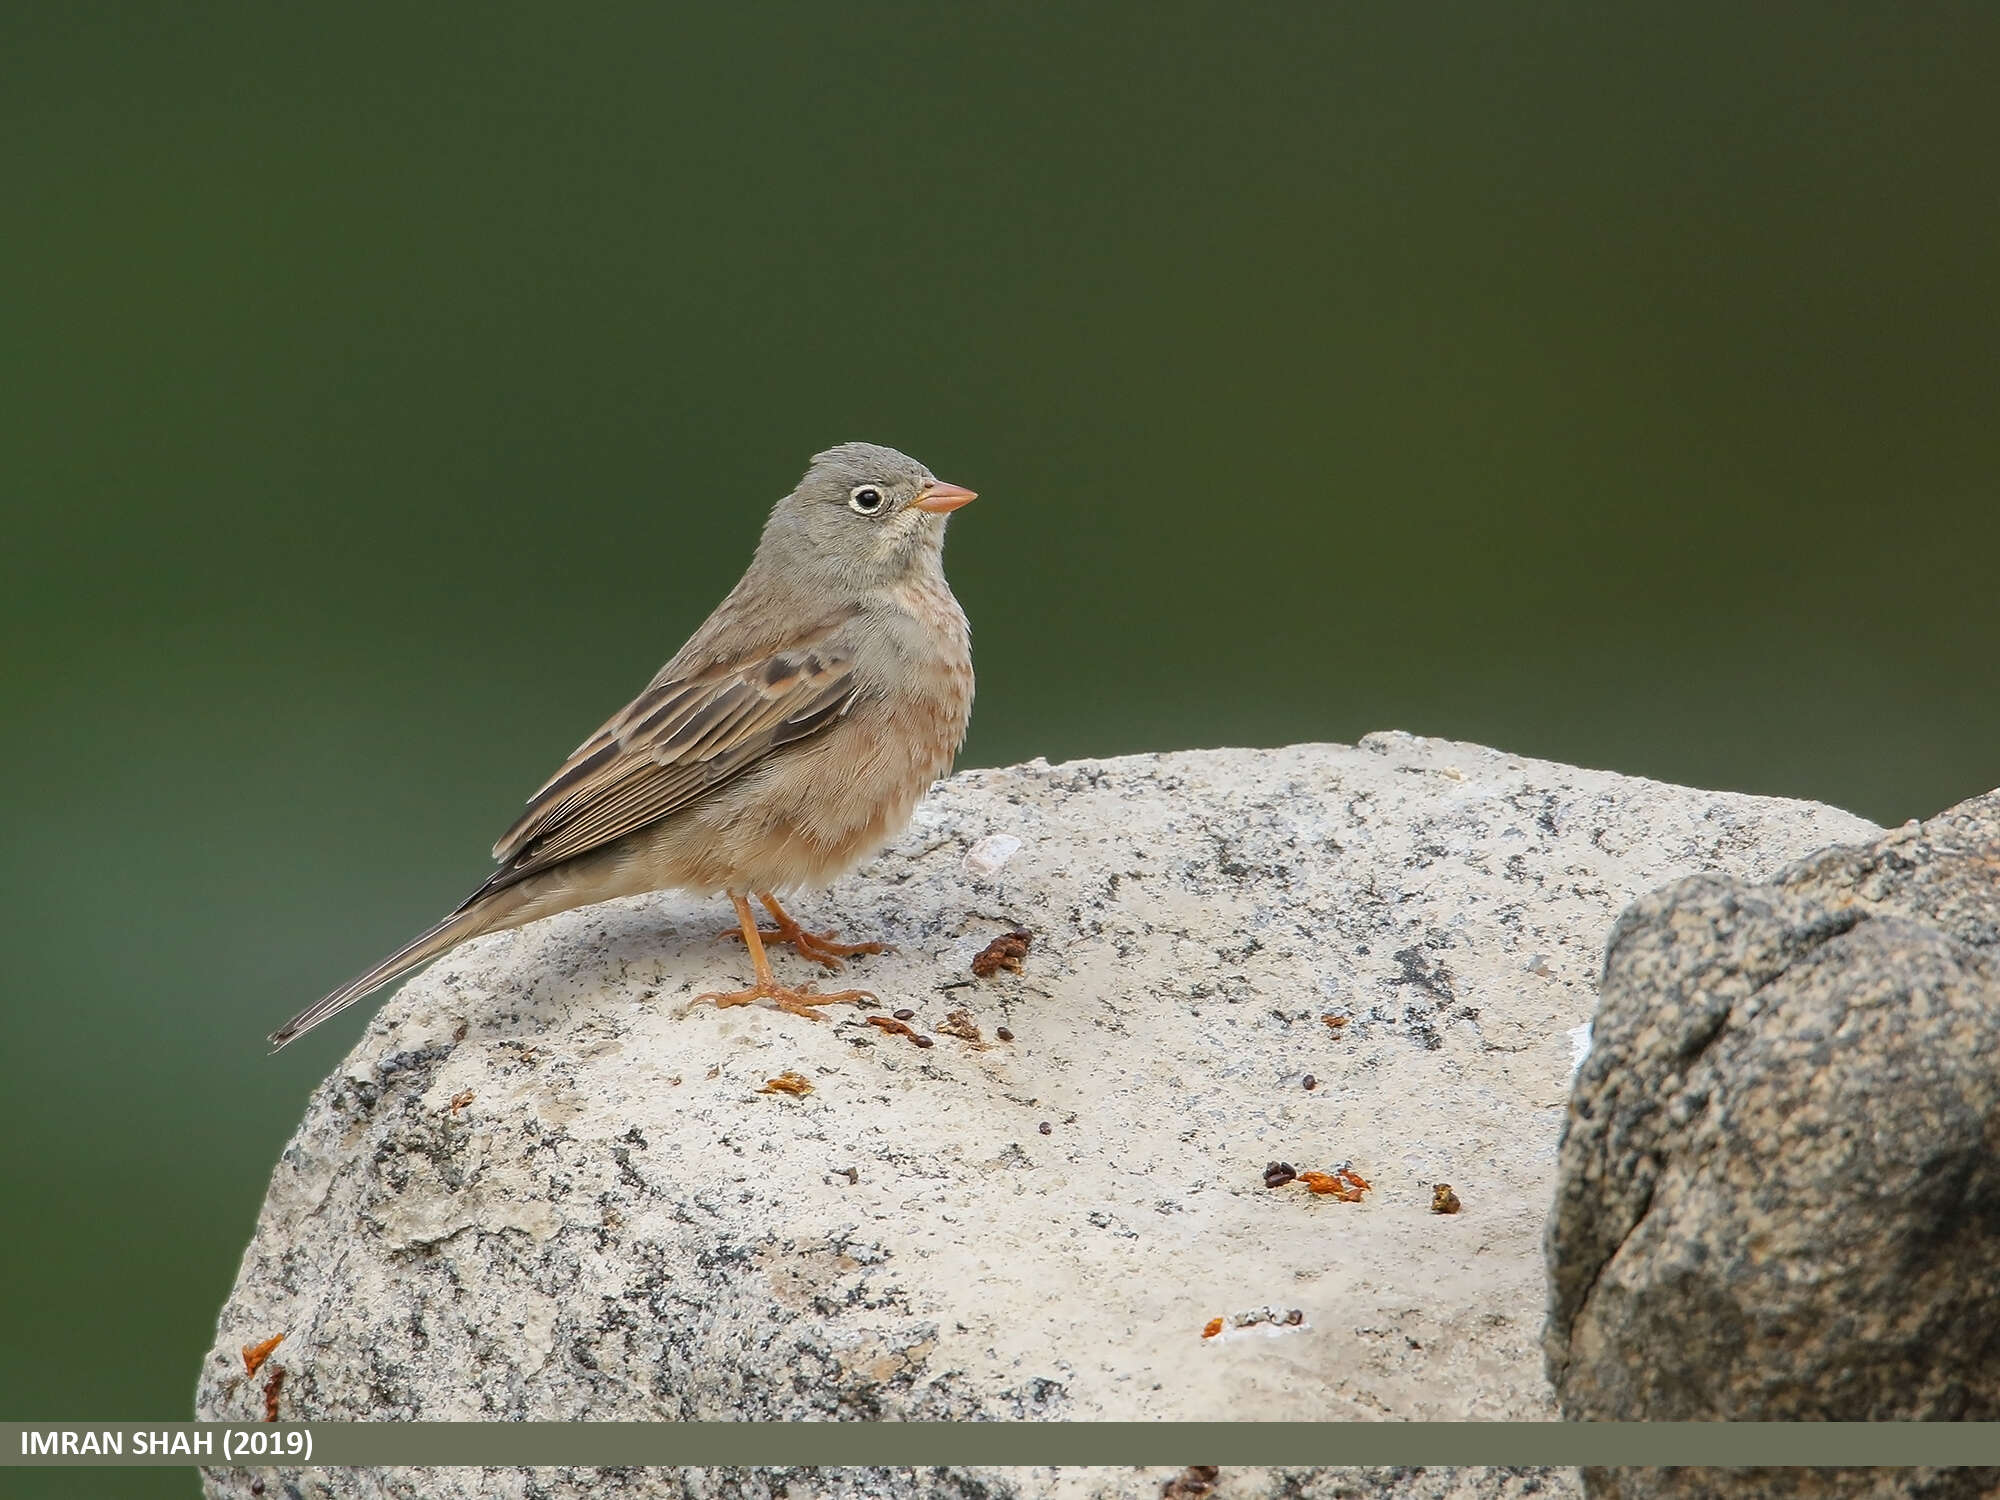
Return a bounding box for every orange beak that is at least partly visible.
[912,480,977,514]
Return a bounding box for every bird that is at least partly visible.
[269,442,976,1050]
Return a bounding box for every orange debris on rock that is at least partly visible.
[241,1334,284,1377]
[1299,1166,1371,1202]
[972,929,1032,977]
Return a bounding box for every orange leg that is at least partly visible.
[717,891,892,972]
[698,893,875,1020]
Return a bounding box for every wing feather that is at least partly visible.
[473,634,862,902]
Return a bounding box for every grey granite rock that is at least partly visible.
[197,735,1877,1500]
[1546,790,2000,1498]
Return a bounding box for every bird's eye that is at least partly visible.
[848,485,887,515]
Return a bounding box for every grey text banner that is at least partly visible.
[5,1422,1996,1468]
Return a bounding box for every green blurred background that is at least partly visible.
[3,1,1997,1488]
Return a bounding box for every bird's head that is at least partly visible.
[761,441,976,589]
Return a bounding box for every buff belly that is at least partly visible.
[479,689,962,935]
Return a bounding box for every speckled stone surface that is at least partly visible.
[197,734,1877,1499]
[1546,788,2000,1497]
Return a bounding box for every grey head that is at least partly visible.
[755,441,977,591]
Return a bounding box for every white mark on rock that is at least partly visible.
[1206,1306,1311,1343]
[1568,1022,1594,1078]
[962,834,1023,878]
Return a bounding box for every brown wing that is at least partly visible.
[465,637,861,905]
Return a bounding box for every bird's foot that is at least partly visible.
[695,978,877,1021]
[721,918,892,972]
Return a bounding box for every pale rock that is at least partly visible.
[197,734,1877,1500]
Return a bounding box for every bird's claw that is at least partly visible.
[720,924,892,971]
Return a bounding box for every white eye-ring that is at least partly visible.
[848,484,887,515]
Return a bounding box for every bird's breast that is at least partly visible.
[822,578,971,809]
[875,578,973,754]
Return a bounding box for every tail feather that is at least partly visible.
[269,905,497,1051]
